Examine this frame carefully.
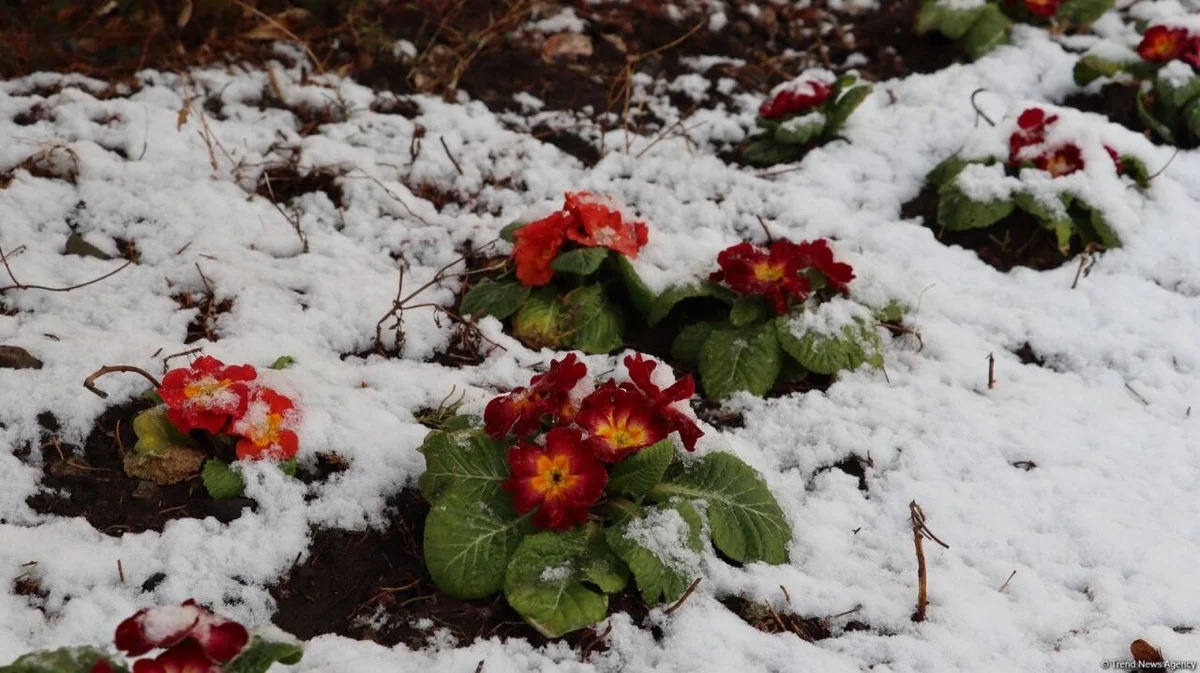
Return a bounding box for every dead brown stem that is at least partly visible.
[987,352,996,390]
[664,577,702,615]
[1,245,132,295]
[84,365,163,399]
[909,500,949,623]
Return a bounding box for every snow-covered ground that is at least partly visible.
[3,4,1200,671]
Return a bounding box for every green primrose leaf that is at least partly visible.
[425,483,533,600]
[512,289,572,349]
[649,452,791,565]
[1056,0,1114,26]
[773,116,826,145]
[417,429,509,504]
[564,284,625,354]
[926,155,971,188]
[776,316,884,376]
[729,295,769,327]
[937,180,1015,231]
[269,355,296,370]
[648,281,736,327]
[607,439,676,498]
[1119,155,1152,189]
[699,322,783,399]
[460,277,531,320]
[605,500,704,604]
[741,138,806,168]
[499,221,524,243]
[1185,97,1200,142]
[201,458,246,500]
[916,1,985,38]
[1072,53,1130,86]
[1166,74,1200,110]
[504,527,625,638]
[132,406,199,458]
[223,637,304,673]
[672,321,719,365]
[614,254,656,317]
[0,647,129,673]
[961,3,1012,60]
[551,247,610,275]
[1071,203,1121,250]
[825,84,871,136]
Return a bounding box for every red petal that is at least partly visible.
[530,353,588,395]
[235,436,265,460]
[90,662,117,673]
[193,616,250,663]
[137,640,222,673]
[115,605,200,655]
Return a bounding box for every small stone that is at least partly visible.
[131,480,163,501]
[542,33,593,62]
[0,345,43,370]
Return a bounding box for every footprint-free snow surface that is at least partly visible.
[4,5,1200,673]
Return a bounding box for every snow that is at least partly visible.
[4,3,1200,672]
[539,566,572,583]
[787,297,875,338]
[623,507,702,578]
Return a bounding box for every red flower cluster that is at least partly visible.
[1009,107,1120,178]
[759,80,834,120]
[1136,25,1200,66]
[493,352,704,530]
[114,600,250,673]
[709,238,854,314]
[157,356,300,461]
[512,191,649,287]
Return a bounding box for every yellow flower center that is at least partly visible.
[530,454,580,499]
[1046,154,1073,177]
[247,413,285,446]
[595,414,649,449]
[753,263,785,283]
[183,377,231,401]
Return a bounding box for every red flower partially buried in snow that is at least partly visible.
[1009,107,1059,164]
[563,191,649,259]
[484,352,588,439]
[157,357,257,435]
[575,382,667,462]
[1022,0,1061,18]
[622,353,703,452]
[1034,143,1085,177]
[793,239,855,294]
[1137,25,1190,62]
[710,241,813,314]
[115,600,249,672]
[501,426,607,530]
[759,80,834,120]
[229,388,300,461]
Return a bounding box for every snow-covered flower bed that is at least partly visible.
[4,1,1200,672]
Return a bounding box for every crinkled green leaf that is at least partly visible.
[1057,0,1114,26]
[825,84,871,136]
[504,527,617,638]
[223,637,303,673]
[614,254,656,317]
[1014,191,1074,252]
[0,647,128,673]
[132,406,198,458]
[672,321,718,365]
[607,439,675,498]
[425,483,532,600]
[648,281,735,327]
[729,295,768,327]
[1185,97,1200,142]
[699,323,783,399]
[1165,74,1200,110]
[268,355,296,370]
[460,277,531,320]
[742,138,805,168]
[551,247,610,275]
[873,299,907,325]
[1119,155,1152,189]
[417,429,508,503]
[776,317,883,376]
[937,180,1014,231]
[512,289,571,349]
[564,284,625,354]
[649,452,790,565]
[961,3,1011,60]
[1070,203,1121,250]
[201,458,246,500]
[605,500,703,604]
[926,155,971,188]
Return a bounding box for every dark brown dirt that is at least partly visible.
[815,456,870,493]
[901,184,1082,272]
[269,489,651,652]
[1062,83,1147,142]
[255,163,346,208]
[1013,342,1045,367]
[173,293,234,344]
[720,596,871,641]
[24,399,252,536]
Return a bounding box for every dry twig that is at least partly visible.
[909,500,949,622]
